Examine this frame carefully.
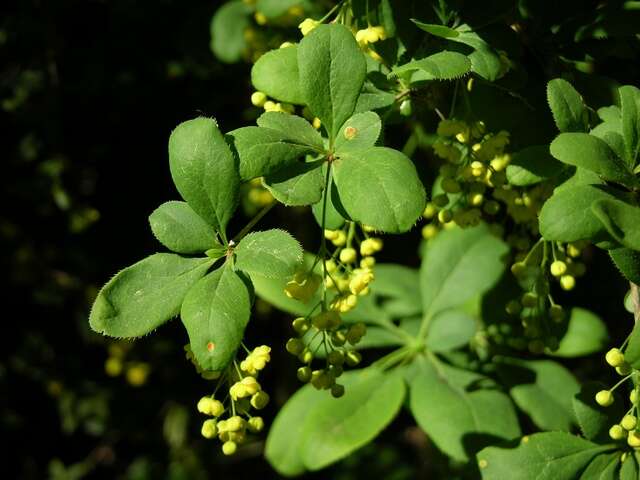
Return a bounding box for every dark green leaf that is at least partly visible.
[300,368,405,470]
[506,145,564,186]
[90,254,213,338]
[495,358,579,431]
[251,45,305,104]
[149,201,220,254]
[298,24,366,141]
[477,432,613,480]
[624,321,640,370]
[573,382,625,442]
[180,264,252,371]
[257,111,324,150]
[539,184,625,243]
[553,308,608,357]
[209,1,251,63]
[234,229,303,279]
[546,78,587,133]
[263,160,325,206]
[410,20,459,38]
[168,117,240,235]
[410,358,520,462]
[420,224,508,320]
[426,310,476,352]
[550,133,638,187]
[334,111,382,154]
[227,126,318,180]
[265,382,325,477]
[332,147,425,233]
[592,198,640,250]
[609,248,640,284]
[392,51,471,81]
[312,173,347,229]
[620,85,640,166]
[371,264,421,317]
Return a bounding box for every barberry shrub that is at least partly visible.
[90,0,640,477]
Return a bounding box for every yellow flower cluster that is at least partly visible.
[196,344,271,455]
[298,18,319,36]
[355,25,386,46]
[240,345,271,375]
[596,348,640,448]
[243,178,274,211]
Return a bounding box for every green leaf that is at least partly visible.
[410,358,520,462]
[539,184,625,243]
[620,453,639,480]
[168,117,240,235]
[257,112,324,150]
[420,224,508,320]
[209,1,250,64]
[425,310,476,352]
[410,20,460,38]
[591,124,626,162]
[392,51,471,81]
[550,133,638,187]
[334,111,382,155]
[620,85,640,166]
[265,382,325,477]
[573,382,626,443]
[149,201,220,254]
[371,264,421,317]
[477,432,614,480]
[609,247,640,284]
[506,145,564,186]
[624,322,640,370]
[579,453,620,480]
[351,326,404,350]
[467,48,503,82]
[332,146,425,233]
[495,358,579,431]
[90,254,213,338]
[251,254,321,315]
[300,368,405,470]
[312,173,347,229]
[405,22,502,79]
[234,229,303,279]
[251,45,305,105]
[592,198,640,250]
[553,308,608,357]
[180,263,252,371]
[227,126,318,180]
[546,79,587,133]
[263,160,325,206]
[298,24,366,141]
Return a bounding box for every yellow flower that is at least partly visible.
[349,268,374,295]
[355,26,386,46]
[360,238,383,256]
[299,18,320,36]
[240,345,271,375]
[229,376,261,400]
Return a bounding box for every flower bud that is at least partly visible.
[622,414,637,431]
[251,391,270,410]
[595,390,614,407]
[248,416,264,433]
[201,419,217,439]
[605,348,625,368]
[222,440,237,455]
[609,424,625,440]
[339,248,357,264]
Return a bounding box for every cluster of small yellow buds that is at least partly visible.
[239,345,271,375]
[104,342,151,387]
[298,17,319,36]
[355,25,386,46]
[250,90,295,114]
[195,345,271,455]
[597,349,640,448]
[286,310,366,397]
[322,224,380,313]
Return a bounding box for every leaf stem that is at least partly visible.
[231,201,276,245]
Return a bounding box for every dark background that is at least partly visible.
[1,1,636,479]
